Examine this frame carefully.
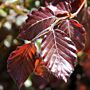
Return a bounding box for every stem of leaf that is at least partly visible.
[50,16,69,28]
[70,0,86,19]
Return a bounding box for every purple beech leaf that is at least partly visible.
[58,19,86,51]
[18,1,72,41]
[41,29,77,82]
[7,0,87,87]
[18,7,56,41]
[7,43,37,87]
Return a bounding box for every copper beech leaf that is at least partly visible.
[34,57,48,77]
[18,7,56,41]
[41,29,77,82]
[8,0,87,87]
[18,1,71,41]
[58,19,86,51]
[7,43,37,87]
[18,0,86,42]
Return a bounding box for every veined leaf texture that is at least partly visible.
[7,0,86,87]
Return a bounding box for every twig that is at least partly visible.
[70,0,86,18]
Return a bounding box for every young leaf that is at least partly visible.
[34,58,45,76]
[7,43,37,87]
[41,29,77,82]
[58,19,86,51]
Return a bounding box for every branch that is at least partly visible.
[70,0,86,18]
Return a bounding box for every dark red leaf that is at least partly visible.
[7,43,37,87]
[58,19,86,51]
[41,29,77,82]
[77,7,90,50]
[18,0,86,42]
[18,1,72,41]
[18,7,56,41]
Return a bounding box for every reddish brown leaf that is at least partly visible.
[7,43,37,87]
[34,58,45,76]
[58,19,86,51]
[34,58,55,82]
[41,29,77,82]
